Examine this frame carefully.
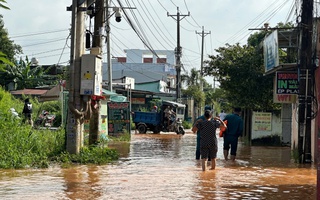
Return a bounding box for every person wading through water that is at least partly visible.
[192,109,226,171]
[223,107,243,161]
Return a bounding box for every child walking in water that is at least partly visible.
[192,109,226,171]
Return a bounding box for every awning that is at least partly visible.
[102,88,127,102]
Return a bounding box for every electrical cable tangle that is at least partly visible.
[125,0,157,50]
[234,0,291,44]
[122,0,151,46]
[131,0,163,50]
[111,29,176,69]
[108,24,176,76]
[139,0,176,48]
[147,0,176,43]
[103,39,171,82]
[183,0,201,29]
[120,0,159,58]
[127,1,199,71]
[137,0,174,49]
[113,30,178,69]
[224,0,288,44]
[285,0,297,24]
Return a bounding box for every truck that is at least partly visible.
[133,100,185,135]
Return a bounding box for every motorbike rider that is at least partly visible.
[164,105,176,130]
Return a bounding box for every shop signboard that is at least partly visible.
[107,102,131,136]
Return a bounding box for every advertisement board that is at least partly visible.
[264,30,279,72]
[276,72,299,94]
[107,102,131,136]
[252,112,272,131]
[273,73,298,103]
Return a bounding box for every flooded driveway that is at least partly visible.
[0,131,316,200]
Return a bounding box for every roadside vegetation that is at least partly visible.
[0,87,119,169]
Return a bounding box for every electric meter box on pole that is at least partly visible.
[80,54,102,96]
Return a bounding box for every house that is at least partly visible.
[102,49,176,91]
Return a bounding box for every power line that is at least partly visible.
[9,29,69,38]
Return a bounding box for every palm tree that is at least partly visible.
[181,68,205,87]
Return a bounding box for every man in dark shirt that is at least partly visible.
[223,107,243,161]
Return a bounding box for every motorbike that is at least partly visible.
[34,110,55,128]
[166,116,185,134]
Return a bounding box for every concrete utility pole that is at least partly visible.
[168,7,189,102]
[106,0,112,92]
[298,0,313,163]
[89,0,105,145]
[66,0,90,154]
[196,26,211,91]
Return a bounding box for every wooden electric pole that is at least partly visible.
[168,7,189,102]
[298,0,313,163]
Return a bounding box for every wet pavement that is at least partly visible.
[0,130,316,200]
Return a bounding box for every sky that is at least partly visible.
[1,0,299,86]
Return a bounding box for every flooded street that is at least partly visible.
[0,131,316,200]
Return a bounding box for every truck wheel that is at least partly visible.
[137,124,147,133]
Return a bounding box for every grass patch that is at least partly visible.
[182,121,192,129]
[0,87,119,169]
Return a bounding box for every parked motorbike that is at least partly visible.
[34,110,55,128]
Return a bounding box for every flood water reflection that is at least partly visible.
[0,132,316,200]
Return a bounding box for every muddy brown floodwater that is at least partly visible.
[0,131,316,200]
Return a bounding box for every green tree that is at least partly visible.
[0,0,9,10]
[3,57,55,89]
[0,51,14,71]
[181,68,205,87]
[182,85,205,107]
[206,43,279,111]
[181,68,206,107]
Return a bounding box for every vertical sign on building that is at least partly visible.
[264,30,279,72]
[107,102,131,137]
[274,72,299,103]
